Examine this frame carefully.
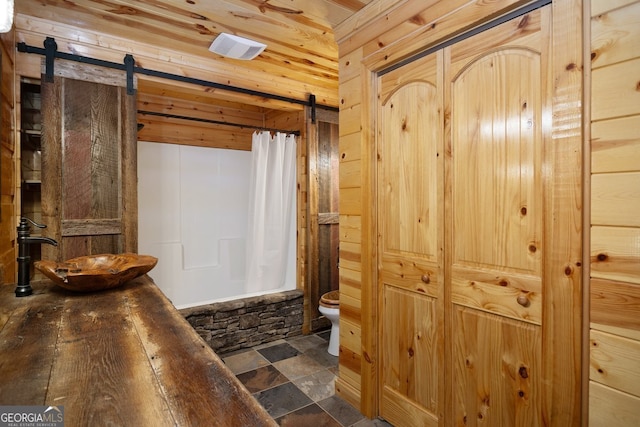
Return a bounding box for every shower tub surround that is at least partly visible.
[138,141,297,309]
[181,289,303,354]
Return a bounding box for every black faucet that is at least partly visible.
[15,217,58,297]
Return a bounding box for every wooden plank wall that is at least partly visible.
[334,39,365,409]
[589,0,640,425]
[0,29,16,285]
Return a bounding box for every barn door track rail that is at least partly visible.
[17,37,335,125]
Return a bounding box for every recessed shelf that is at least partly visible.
[20,79,44,279]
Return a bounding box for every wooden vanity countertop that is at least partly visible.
[0,275,276,426]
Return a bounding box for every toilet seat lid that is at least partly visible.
[320,290,339,306]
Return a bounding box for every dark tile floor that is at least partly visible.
[220,330,393,426]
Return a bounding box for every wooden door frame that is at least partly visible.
[357,0,584,422]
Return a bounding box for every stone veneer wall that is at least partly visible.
[180,289,304,354]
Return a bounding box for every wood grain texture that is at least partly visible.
[591,0,639,20]
[126,280,276,426]
[589,381,640,426]
[338,318,362,377]
[543,1,584,423]
[451,266,542,325]
[0,31,17,285]
[0,288,63,405]
[42,63,138,260]
[381,287,439,418]
[450,46,542,276]
[335,376,361,410]
[591,278,640,334]
[591,226,640,284]
[137,120,254,150]
[34,253,157,292]
[591,116,640,174]
[358,43,379,419]
[15,0,370,106]
[452,306,542,426]
[588,6,640,417]
[63,79,120,221]
[9,0,372,158]
[447,9,553,425]
[46,289,175,426]
[337,1,584,421]
[0,277,276,426]
[360,0,532,72]
[318,119,341,305]
[40,65,63,262]
[380,253,440,298]
[121,85,138,253]
[307,113,340,330]
[61,218,122,236]
[380,79,440,262]
[335,0,406,43]
[43,58,130,87]
[590,1,640,68]
[377,49,444,426]
[591,58,640,121]
[591,172,640,227]
[590,329,640,397]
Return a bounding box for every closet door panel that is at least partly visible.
[377,52,444,427]
[452,305,542,425]
[449,8,548,325]
[446,6,550,425]
[381,287,438,417]
[380,79,440,265]
[450,48,543,276]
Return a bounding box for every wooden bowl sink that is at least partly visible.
[35,253,158,292]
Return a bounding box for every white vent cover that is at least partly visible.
[209,33,266,60]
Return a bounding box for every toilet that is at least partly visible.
[318,290,340,356]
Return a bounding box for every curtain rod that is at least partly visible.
[16,38,339,118]
[138,110,300,136]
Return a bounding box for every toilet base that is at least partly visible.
[318,305,339,356]
[327,322,339,356]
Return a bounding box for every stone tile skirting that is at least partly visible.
[180,289,304,354]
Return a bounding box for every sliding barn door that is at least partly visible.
[446,7,550,425]
[41,60,137,261]
[377,51,444,427]
[308,109,340,331]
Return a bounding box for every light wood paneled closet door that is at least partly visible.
[378,52,444,427]
[377,6,551,426]
[447,8,549,425]
[41,60,137,261]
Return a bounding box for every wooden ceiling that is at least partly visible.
[14,0,378,147]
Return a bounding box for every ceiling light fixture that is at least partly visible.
[0,0,14,33]
[208,33,266,61]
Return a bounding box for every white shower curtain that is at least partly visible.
[245,131,297,293]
